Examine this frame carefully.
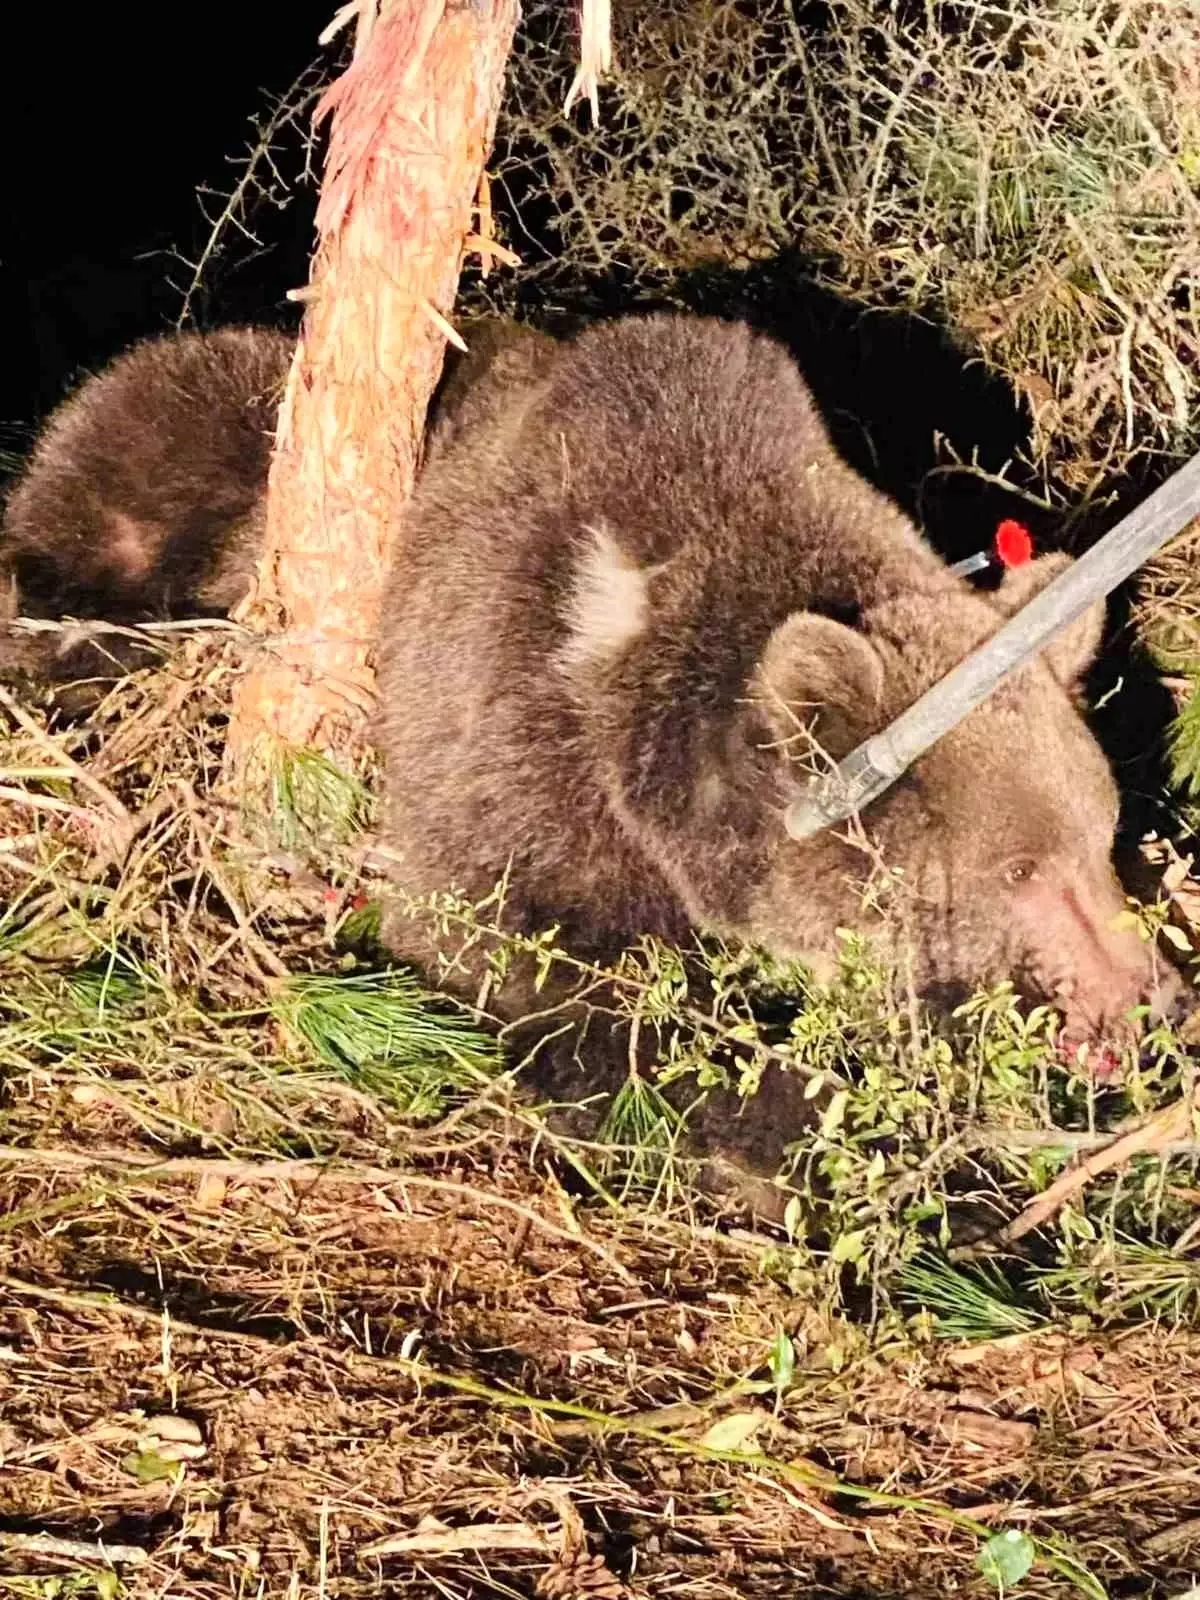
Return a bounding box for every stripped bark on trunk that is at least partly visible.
[225,0,520,769]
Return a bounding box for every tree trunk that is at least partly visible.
[225,0,519,772]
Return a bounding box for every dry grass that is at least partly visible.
[1136,519,1200,663]
[10,1182,1200,1600]
[2,639,1200,1600]
[482,0,1200,503]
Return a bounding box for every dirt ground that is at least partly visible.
[5,1131,1200,1600]
[3,641,1200,1600]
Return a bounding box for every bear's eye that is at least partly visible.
[1004,858,1037,885]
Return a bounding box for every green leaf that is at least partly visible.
[831,1227,869,1265]
[820,1089,848,1136]
[121,1449,181,1484]
[978,1529,1036,1590]
[698,1410,766,1452]
[768,1330,796,1395]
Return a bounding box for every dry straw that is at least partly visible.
[489,0,1200,498]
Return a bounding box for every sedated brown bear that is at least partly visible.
[375,314,1183,1126]
[1,312,1185,1174]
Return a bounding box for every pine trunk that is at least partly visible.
[224,0,519,770]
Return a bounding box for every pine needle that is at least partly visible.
[899,1254,1048,1342]
[272,969,498,1116]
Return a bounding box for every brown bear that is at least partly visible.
[375,312,1183,1167]
[0,325,294,689]
[0,319,547,687]
[2,311,1184,1178]
[2,326,294,621]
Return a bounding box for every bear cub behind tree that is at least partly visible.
[0,327,294,691]
[376,312,1181,1167]
[2,327,295,622]
[0,320,549,688]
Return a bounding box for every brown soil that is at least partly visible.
[3,638,1200,1600]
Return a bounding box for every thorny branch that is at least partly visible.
[171,58,332,328]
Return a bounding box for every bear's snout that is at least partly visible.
[1012,859,1188,1066]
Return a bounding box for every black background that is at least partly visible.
[2,1,333,423]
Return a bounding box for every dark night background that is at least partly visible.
[0,3,1063,539]
[2,2,335,428]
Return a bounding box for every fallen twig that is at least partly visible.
[0,1146,636,1283]
[10,614,250,637]
[0,1272,279,1348]
[0,1530,148,1567]
[995,1087,1200,1245]
[362,1519,556,1558]
[965,1124,1200,1158]
[0,681,134,847]
[0,784,96,824]
[177,782,290,981]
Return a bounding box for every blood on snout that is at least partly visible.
[1008,863,1180,1068]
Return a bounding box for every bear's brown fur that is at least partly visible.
[2,311,1180,1181]
[0,320,550,689]
[375,312,1180,1168]
[0,326,294,693]
[2,326,294,621]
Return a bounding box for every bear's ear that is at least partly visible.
[752,612,885,766]
[992,551,1106,688]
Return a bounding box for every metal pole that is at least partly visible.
[783,449,1200,842]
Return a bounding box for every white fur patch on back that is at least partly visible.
[103,509,159,581]
[557,523,650,673]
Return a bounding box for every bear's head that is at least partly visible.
[745,554,1185,1057]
